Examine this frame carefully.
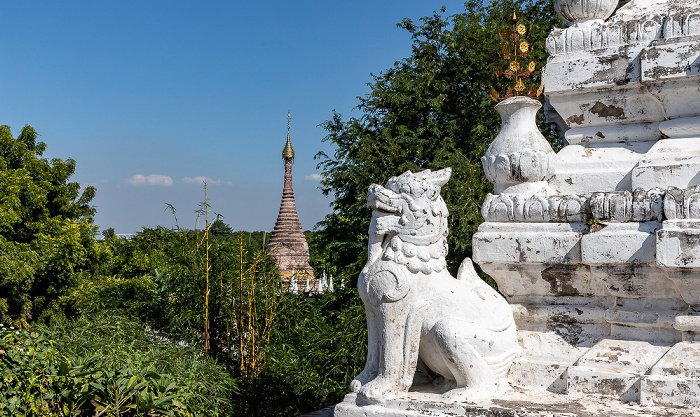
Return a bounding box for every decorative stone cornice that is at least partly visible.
[546,0,700,56]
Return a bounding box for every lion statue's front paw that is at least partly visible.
[350,379,362,393]
[358,377,397,404]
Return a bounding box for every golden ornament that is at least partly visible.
[501,27,511,38]
[502,44,510,55]
[528,61,536,72]
[509,60,520,72]
[514,78,525,93]
[490,86,500,101]
[517,23,527,35]
[519,41,529,53]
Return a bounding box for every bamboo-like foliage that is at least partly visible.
[191,185,283,376]
[231,235,281,379]
[67,186,283,383]
[202,183,211,356]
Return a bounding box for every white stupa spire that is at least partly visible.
[290,270,298,294]
[317,272,325,294]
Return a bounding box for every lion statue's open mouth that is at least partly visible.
[352,168,518,404]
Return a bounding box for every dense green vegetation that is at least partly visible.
[1,316,237,417]
[1,1,561,415]
[0,125,102,325]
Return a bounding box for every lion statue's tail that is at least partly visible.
[457,258,491,288]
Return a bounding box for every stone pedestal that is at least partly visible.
[334,390,693,417]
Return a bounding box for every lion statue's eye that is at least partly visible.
[400,184,411,194]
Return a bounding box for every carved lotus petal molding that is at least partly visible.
[482,193,587,222]
[664,185,700,220]
[590,188,664,222]
[481,151,555,185]
[482,188,666,223]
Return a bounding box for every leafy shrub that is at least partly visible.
[51,314,238,416]
[0,315,238,416]
[0,322,63,416]
[239,286,367,416]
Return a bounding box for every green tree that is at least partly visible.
[314,0,561,282]
[102,227,116,239]
[0,125,102,324]
[209,219,233,236]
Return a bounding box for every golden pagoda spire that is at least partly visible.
[282,111,295,160]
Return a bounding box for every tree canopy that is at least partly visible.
[313,0,561,281]
[0,125,102,324]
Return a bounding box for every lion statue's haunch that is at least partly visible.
[352,168,518,404]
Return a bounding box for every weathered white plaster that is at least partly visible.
[641,341,700,407]
[568,340,671,401]
[633,139,700,191]
[351,169,518,405]
[580,222,660,264]
[334,390,694,417]
[657,220,700,268]
[550,142,654,195]
[482,97,555,195]
[469,0,700,411]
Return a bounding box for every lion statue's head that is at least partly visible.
[367,168,451,275]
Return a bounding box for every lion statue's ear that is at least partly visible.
[426,168,451,187]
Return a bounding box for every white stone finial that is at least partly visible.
[553,0,618,24]
[304,277,310,293]
[328,275,334,292]
[481,96,554,195]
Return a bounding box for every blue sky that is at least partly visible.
[1,1,467,234]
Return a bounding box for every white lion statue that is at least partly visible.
[351,168,518,404]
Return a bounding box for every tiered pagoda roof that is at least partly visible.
[268,112,312,276]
